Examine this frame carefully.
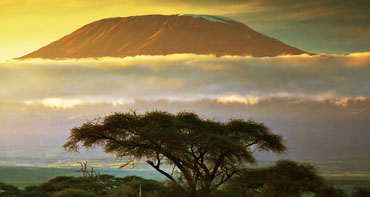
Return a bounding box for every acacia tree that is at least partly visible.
[63,111,286,196]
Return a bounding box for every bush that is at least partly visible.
[0,182,20,197]
[54,188,96,197]
[37,176,104,195]
[315,185,347,197]
[106,176,165,197]
[352,186,370,197]
[224,160,325,196]
[15,175,165,197]
[106,185,135,197]
[18,185,51,197]
[159,181,187,197]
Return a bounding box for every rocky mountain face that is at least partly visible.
[19,14,307,59]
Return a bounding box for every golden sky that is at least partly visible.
[1,0,369,60]
[0,0,254,60]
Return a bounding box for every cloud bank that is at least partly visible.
[1,53,369,161]
[1,53,369,105]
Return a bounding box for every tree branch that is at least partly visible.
[211,170,237,191]
[190,146,209,178]
[146,159,177,183]
[246,139,259,147]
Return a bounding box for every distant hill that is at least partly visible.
[19,14,308,59]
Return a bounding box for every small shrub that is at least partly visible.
[0,182,20,197]
[352,186,370,197]
[106,185,135,197]
[54,188,96,197]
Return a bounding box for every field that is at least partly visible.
[1,159,370,195]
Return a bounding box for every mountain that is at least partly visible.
[19,14,308,59]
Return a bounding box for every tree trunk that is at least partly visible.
[202,181,213,197]
[201,188,212,197]
[188,186,198,197]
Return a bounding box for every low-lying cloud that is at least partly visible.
[1,53,369,106]
[1,97,369,160]
[1,53,369,161]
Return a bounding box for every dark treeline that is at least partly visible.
[1,166,370,196]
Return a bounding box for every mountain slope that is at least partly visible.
[19,14,308,59]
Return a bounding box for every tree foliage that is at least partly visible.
[54,188,96,197]
[315,184,347,197]
[36,176,104,195]
[0,182,20,197]
[106,185,135,197]
[18,175,165,197]
[63,111,286,196]
[352,186,370,197]
[225,160,325,196]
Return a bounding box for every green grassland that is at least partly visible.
[0,166,77,188]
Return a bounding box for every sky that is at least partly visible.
[1,0,370,60]
[0,0,369,162]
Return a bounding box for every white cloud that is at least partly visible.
[24,98,84,109]
[1,53,368,106]
[217,95,259,105]
[23,97,136,109]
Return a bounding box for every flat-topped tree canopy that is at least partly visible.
[64,111,286,197]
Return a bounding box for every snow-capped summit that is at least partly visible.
[178,14,239,24]
[19,14,307,59]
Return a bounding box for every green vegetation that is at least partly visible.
[0,165,166,188]
[221,160,325,196]
[315,184,348,197]
[1,171,370,196]
[0,182,21,196]
[0,166,77,188]
[1,111,369,196]
[54,189,96,197]
[0,175,165,196]
[1,165,369,194]
[352,187,370,197]
[63,111,286,196]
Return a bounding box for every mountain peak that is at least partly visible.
[178,14,239,24]
[19,14,308,59]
